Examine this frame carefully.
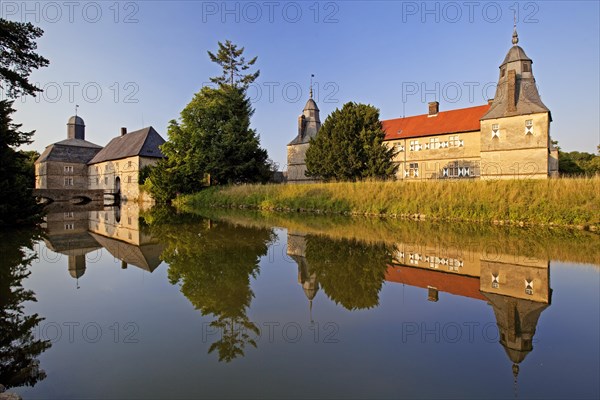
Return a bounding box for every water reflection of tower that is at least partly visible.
[287,231,319,322]
[42,206,103,288]
[480,259,552,391]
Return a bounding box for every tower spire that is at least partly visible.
[512,363,519,398]
[512,10,519,45]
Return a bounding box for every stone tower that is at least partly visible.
[286,87,321,183]
[480,26,558,178]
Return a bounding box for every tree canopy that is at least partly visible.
[0,18,49,98]
[305,102,397,181]
[0,18,48,226]
[207,40,259,89]
[147,41,270,201]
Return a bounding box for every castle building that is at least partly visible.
[35,116,102,189]
[286,27,558,181]
[286,88,321,183]
[87,127,165,201]
[383,27,558,180]
[35,117,165,202]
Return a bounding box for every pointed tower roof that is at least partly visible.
[481,27,550,120]
[288,81,322,145]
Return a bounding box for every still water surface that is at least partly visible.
[2,204,599,399]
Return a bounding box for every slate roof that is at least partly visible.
[382,104,491,141]
[89,233,165,272]
[88,126,165,165]
[36,138,102,164]
[481,35,550,120]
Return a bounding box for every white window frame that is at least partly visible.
[492,124,500,138]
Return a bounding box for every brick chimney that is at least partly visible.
[507,70,517,113]
[297,115,306,138]
[428,101,439,116]
[121,127,127,136]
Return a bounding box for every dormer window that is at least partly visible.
[492,124,500,138]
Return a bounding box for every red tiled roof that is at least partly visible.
[385,264,487,301]
[382,104,490,141]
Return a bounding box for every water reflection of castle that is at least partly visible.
[286,231,551,383]
[42,203,164,285]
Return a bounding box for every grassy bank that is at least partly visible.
[176,177,600,229]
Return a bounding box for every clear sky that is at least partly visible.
[3,0,599,168]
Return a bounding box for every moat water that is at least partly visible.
[1,204,599,399]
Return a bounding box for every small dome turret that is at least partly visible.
[67,115,86,140]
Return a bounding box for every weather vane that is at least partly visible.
[75,104,79,117]
[310,74,314,99]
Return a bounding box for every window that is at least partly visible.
[396,143,405,152]
[492,273,499,289]
[104,176,108,185]
[64,212,74,218]
[127,176,132,183]
[409,140,421,151]
[523,62,530,72]
[449,136,460,147]
[492,124,500,138]
[128,160,132,168]
[525,279,534,295]
[64,177,73,186]
[525,119,533,135]
[64,165,74,173]
[95,177,99,185]
[128,216,132,225]
[64,223,74,230]
[429,138,439,150]
[95,166,98,172]
[443,162,470,178]
[501,67,506,77]
[409,162,419,177]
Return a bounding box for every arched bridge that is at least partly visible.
[32,189,119,204]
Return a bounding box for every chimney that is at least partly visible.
[121,127,127,136]
[297,115,306,138]
[488,98,494,105]
[507,70,517,113]
[428,101,439,116]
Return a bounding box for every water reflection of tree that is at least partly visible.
[0,229,51,390]
[304,236,392,310]
[145,209,274,362]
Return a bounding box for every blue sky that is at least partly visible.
[3,0,599,168]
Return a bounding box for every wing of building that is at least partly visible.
[286,26,559,181]
[382,26,558,180]
[87,127,165,201]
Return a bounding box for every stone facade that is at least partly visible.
[87,156,161,202]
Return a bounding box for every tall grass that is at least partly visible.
[177,176,600,228]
